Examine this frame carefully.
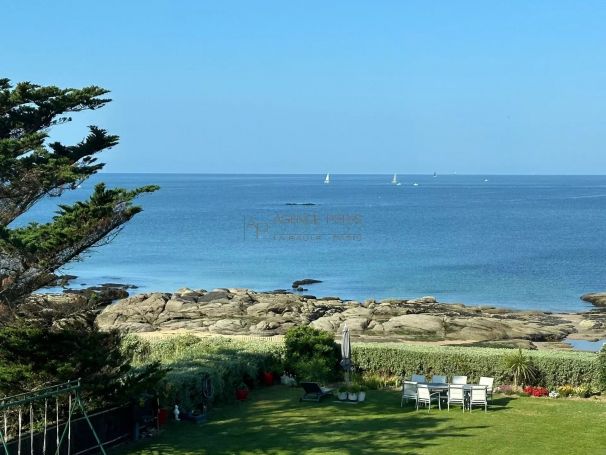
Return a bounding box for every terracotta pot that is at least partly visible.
[236,388,249,401]
[157,408,169,426]
[262,372,274,386]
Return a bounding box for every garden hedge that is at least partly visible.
[600,344,606,390]
[123,335,283,410]
[124,335,604,412]
[351,343,602,390]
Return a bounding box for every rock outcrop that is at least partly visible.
[581,292,606,307]
[95,288,606,344]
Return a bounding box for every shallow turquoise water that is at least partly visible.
[18,174,606,312]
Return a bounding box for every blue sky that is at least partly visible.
[2,0,606,174]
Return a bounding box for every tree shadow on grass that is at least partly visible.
[118,388,490,455]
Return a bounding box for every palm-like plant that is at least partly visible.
[503,348,536,387]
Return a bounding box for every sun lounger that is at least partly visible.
[299,382,334,402]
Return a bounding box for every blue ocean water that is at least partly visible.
[18,174,606,312]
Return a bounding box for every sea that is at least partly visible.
[17,174,606,313]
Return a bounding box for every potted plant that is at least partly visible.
[338,386,348,401]
[262,371,274,386]
[235,382,249,401]
[357,385,366,402]
[348,384,359,401]
[262,358,282,386]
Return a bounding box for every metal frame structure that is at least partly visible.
[0,379,106,455]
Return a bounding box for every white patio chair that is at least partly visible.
[411,374,426,384]
[479,377,494,401]
[447,384,466,411]
[432,375,447,384]
[401,381,418,407]
[451,375,468,385]
[469,386,488,412]
[416,384,441,411]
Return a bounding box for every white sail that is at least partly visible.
[391,173,398,184]
[324,173,330,184]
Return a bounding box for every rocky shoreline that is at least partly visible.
[94,287,606,350]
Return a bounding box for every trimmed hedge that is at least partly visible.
[123,335,283,410]
[600,345,606,390]
[352,343,602,390]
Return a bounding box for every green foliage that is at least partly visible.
[292,356,333,383]
[0,78,158,307]
[599,344,606,391]
[0,325,165,409]
[351,343,601,389]
[556,384,575,397]
[503,348,536,387]
[573,384,592,398]
[359,373,383,390]
[284,326,340,382]
[126,335,284,411]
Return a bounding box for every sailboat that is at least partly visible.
[324,173,330,184]
[391,173,401,185]
[433,172,437,178]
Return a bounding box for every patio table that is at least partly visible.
[425,383,487,409]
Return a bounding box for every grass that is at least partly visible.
[113,386,606,455]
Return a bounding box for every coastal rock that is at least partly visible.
[198,290,232,302]
[383,314,445,336]
[95,288,595,344]
[292,278,322,288]
[209,318,247,334]
[579,319,603,330]
[581,292,606,307]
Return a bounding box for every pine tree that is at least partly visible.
[0,78,158,311]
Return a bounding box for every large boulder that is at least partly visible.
[209,318,248,334]
[581,292,606,307]
[383,314,445,336]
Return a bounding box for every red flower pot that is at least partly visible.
[157,408,169,426]
[262,372,274,386]
[236,388,249,401]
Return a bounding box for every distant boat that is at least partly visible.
[484,178,489,182]
[391,174,401,186]
[413,183,419,187]
[433,172,437,178]
[324,173,330,184]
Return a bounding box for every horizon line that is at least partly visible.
[97,172,606,176]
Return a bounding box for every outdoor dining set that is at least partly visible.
[401,375,494,412]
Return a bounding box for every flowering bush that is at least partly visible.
[549,390,559,398]
[496,384,514,395]
[574,385,592,398]
[557,384,575,397]
[523,386,549,397]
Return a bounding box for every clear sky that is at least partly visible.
[2,0,606,174]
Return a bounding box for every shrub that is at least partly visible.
[557,384,575,397]
[599,344,606,391]
[359,373,383,390]
[504,349,536,387]
[496,384,514,395]
[0,326,164,409]
[574,385,592,398]
[292,356,332,383]
[284,326,340,382]
[351,343,600,389]
[523,386,548,397]
[126,335,283,411]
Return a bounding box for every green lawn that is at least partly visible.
[114,386,606,455]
